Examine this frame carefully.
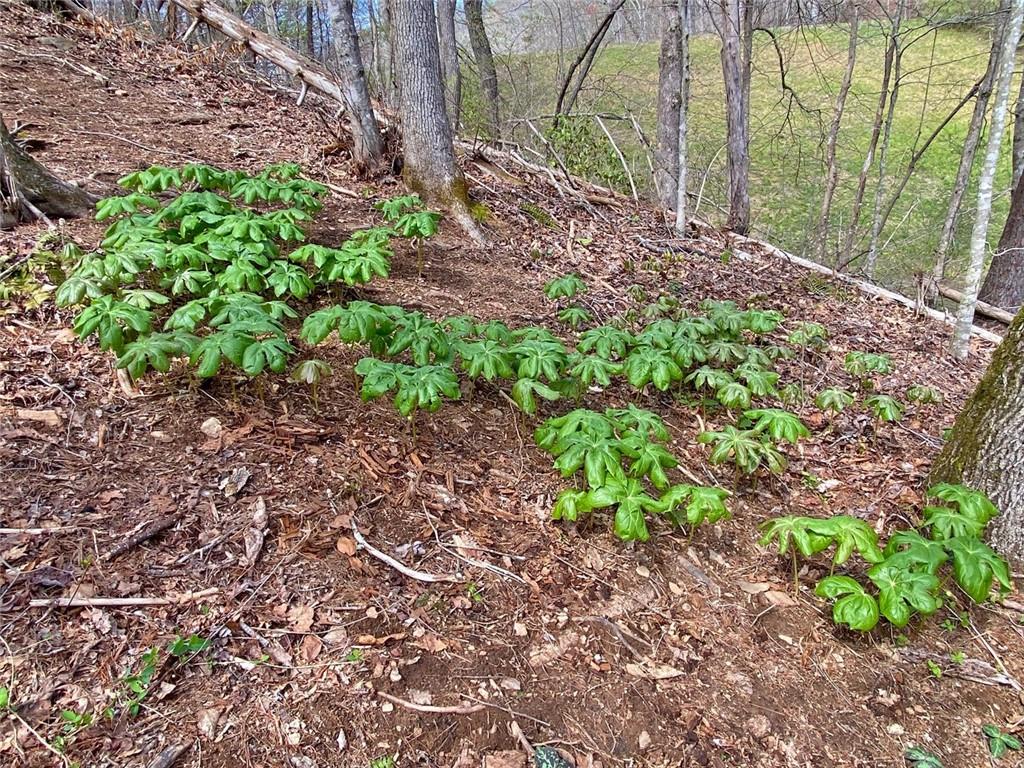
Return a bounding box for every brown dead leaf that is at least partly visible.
[335,536,356,556]
[483,751,526,768]
[197,706,224,740]
[299,634,323,663]
[354,632,406,646]
[625,659,685,680]
[286,604,315,634]
[412,634,448,653]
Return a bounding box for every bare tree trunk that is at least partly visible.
[655,0,682,211]
[305,1,315,57]
[951,0,1024,359]
[674,0,690,235]
[1013,68,1024,189]
[390,0,483,242]
[464,0,500,139]
[838,8,899,269]
[932,307,1024,564]
[326,0,384,174]
[555,0,627,116]
[377,0,396,109]
[863,2,905,279]
[932,21,1003,288]
[814,0,859,264]
[720,0,750,235]
[0,118,95,227]
[436,0,461,132]
[979,168,1024,311]
[263,0,278,35]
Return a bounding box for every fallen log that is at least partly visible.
[936,283,1017,325]
[169,0,348,111]
[1,116,95,226]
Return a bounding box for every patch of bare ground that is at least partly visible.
[1,4,1021,767]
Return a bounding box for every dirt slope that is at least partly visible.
[1,5,1021,768]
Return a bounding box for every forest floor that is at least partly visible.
[1,6,1023,768]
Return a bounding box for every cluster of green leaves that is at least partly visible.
[698,408,809,477]
[545,273,593,329]
[760,484,1010,632]
[56,164,432,381]
[374,194,441,276]
[535,406,729,542]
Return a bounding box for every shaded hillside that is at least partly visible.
[1,5,1020,768]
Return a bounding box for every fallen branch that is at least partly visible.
[351,515,458,583]
[102,510,183,562]
[376,690,484,715]
[937,284,1016,325]
[0,526,78,535]
[727,234,1004,344]
[23,587,219,609]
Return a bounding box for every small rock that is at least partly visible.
[636,565,651,578]
[746,715,771,739]
[388,667,402,682]
[381,701,394,713]
[200,417,223,438]
[513,622,528,637]
[336,729,347,751]
[638,730,652,750]
[499,677,521,691]
[886,723,905,736]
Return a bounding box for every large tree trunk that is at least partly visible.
[720,0,750,235]
[932,20,1003,288]
[464,0,500,139]
[814,0,859,263]
[0,118,95,227]
[1013,68,1024,189]
[654,0,682,211]
[390,0,483,242]
[326,0,384,174]
[931,307,1024,564]
[951,0,1024,358]
[979,168,1024,311]
[436,0,461,132]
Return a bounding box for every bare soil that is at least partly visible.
[1,5,1022,768]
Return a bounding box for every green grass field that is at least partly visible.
[488,21,1010,290]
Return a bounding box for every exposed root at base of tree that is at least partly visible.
[0,117,95,228]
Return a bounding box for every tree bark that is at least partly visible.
[931,307,1024,564]
[654,0,682,211]
[952,0,1024,359]
[436,0,461,132]
[1013,66,1024,189]
[171,0,350,111]
[979,167,1024,311]
[814,0,859,263]
[326,0,384,174]
[674,0,690,235]
[838,6,899,269]
[555,0,627,117]
[932,20,1003,288]
[464,0,500,139]
[863,1,905,279]
[0,117,95,227]
[390,0,483,242]
[720,0,750,235]
[305,1,315,57]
